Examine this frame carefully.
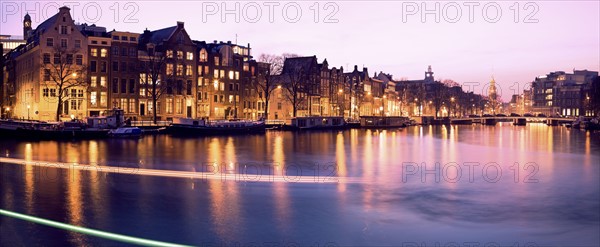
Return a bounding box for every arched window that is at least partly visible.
[199,49,208,62]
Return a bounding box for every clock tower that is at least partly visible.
[23,13,32,40]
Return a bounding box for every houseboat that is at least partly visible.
[285,116,347,130]
[108,127,143,138]
[167,118,266,135]
[360,116,409,128]
[0,119,109,139]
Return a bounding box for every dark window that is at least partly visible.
[44,69,51,81]
[112,62,119,71]
[129,37,136,41]
[129,79,135,93]
[100,62,107,72]
[43,53,50,64]
[112,78,119,93]
[90,61,97,72]
[60,39,67,48]
[74,40,81,48]
[53,54,61,64]
[129,47,136,57]
[46,38,53,47]
[112,46,119,56]
[66,54,73,64]
[121,79,127,94]
[177,80,183,95]
[167,80,173,94]
[121,62,127,72]
[76,55,83,65]
[121,36,127,41]
[214,95,218,102]
[112,36,119,40]
[186,80,192,95]
[121,47,127,56]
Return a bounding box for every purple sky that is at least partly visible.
[2,1,598,101]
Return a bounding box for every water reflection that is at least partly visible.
[1,125,599,246]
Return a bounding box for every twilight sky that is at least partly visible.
[1,1,598,101]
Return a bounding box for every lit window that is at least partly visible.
[229,71,234,80]
[100,76,106,87]
[177,51,183,60]
[100,49,107,57]
[166,98,173,114]
[90,92,97,106]
[177,65,183,76]
[91,49,98,57]
[186,52,193,60]
[166,64,174,75]
[166,50,173,58]
[91,77,97,87]
[186,65,192,76]
[199,50,207,62]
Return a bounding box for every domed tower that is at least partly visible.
[23,13,32,40]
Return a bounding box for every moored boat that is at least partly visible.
[0,119,109,139]
[167,118,266,135]
[285,116,347,130]
[108,127,143,138]
[360,116,409,128]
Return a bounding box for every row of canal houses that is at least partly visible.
[2,6,483,122]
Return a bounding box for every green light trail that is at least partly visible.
[0,209,194,247]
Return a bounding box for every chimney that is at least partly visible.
[354,65,358,71]
[227,41,231,44]
[213,40,217,44]
[177,21,184,28]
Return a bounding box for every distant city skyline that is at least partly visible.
[1,1,598,101]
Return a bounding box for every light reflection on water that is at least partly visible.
[1,124,599,246]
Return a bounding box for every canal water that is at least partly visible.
[1,123,599,246]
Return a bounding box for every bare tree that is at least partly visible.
[255,54,284,120]
[408,82,426,116]
[42,46,87,121]
[138,49,177,124]
[430,82,448,118]
[442,79,460,87]
[282,66,307,117]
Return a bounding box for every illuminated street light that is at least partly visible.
[277,85,282,89]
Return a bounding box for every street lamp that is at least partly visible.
[450,97,455,117]
[27,105,30,120]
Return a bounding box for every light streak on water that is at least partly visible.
[0,157,357,184]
